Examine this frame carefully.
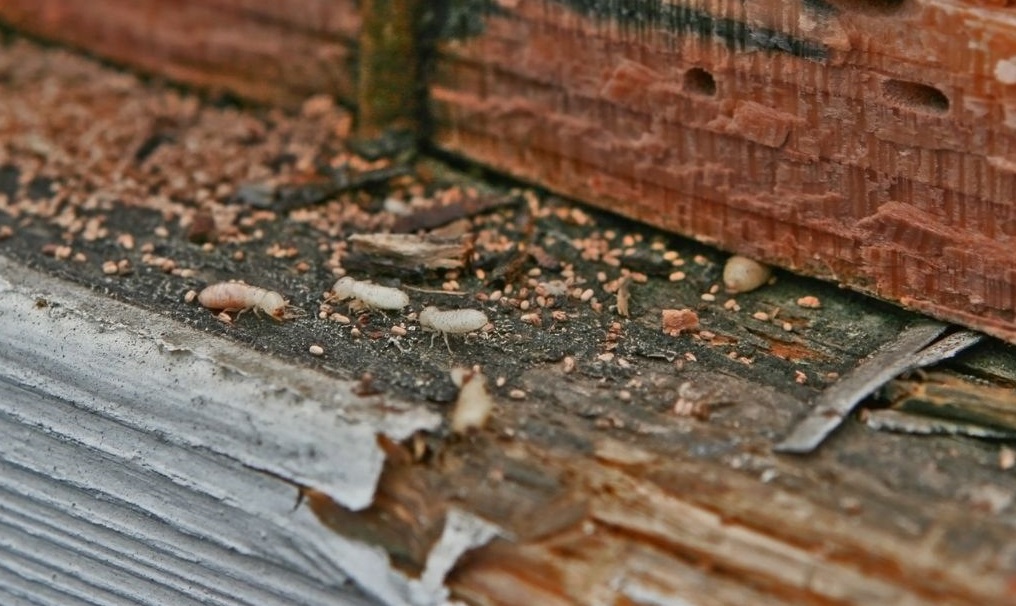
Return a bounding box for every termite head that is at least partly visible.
[256,290,303,321]
[331,277,356,301]
[418,306,439,328]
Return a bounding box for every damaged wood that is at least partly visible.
[3,28,1016,606]
[0,0,362,107]
[304,428,1016,605]
[2,0,1015,343]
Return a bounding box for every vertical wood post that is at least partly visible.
[356,0,423,156]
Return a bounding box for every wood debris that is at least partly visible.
[347,233,466,271]
[661,309,699,336]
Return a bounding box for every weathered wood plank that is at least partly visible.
[1,31,1015,606]
[0,0,360,107]
[429,0,1016,343]
[0,257,448,605]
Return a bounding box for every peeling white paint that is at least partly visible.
[0,256,483,606]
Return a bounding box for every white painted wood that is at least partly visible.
[0,256,469,606]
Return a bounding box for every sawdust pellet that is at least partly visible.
[520,299,530,311]
[669,271,686,282]
[795,370,807,384]
[154,226,169,238]
[495,376,507,387]
[580,288,595,301]
[723,255,772,294]
[390,325,408,337]
[184,289,198,303]
[797,295,822,309]
[102,260,118,275]
[330,313,351,324]
[233,250,245,261]
[700,293,716,302]
[782,322,794,332]
[562,356,576,373]
[309,345,324,356]
[116,233,135,250]
[590,300,603,313]
[509,389,526,400]
[618,390,632,402]
[0,225,12,240]
[489,290,502,302]
[350,327,362,338]
[753,311,770,321]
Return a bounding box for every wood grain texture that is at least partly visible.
[0,0,360,107]
[0,257,448,606]
[429,0,1016,344]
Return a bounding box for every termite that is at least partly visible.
[197,281,303,321]
[418,305,489,351]
[330,276,409,311]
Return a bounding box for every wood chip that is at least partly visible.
[662,309,699,336]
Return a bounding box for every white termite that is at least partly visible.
[197,281,302,321]
[418,305,489,351]
[330,276,409,311]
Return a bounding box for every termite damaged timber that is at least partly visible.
[429,0,1016,344]
[2,0,1016,344]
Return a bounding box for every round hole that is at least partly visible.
[684,68,716,96]
[882,79,949,114]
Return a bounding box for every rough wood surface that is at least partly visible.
[0,0,360,107]
[1,27,1016,606]
[2,0,1015,344]
[429,0,1016,344]
[0,257,457,606]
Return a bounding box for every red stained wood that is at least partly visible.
[0,0,360,107]
[429,0,1016,344]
